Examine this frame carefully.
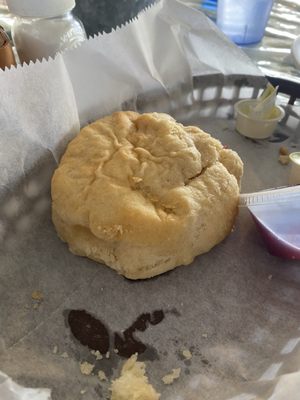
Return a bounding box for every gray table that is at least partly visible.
[194,0,300,100]
[242,0,300,83]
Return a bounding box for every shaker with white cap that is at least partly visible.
[6,0,86,64]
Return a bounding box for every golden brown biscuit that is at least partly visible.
[51,111,243,279]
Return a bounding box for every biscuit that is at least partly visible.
[51,111,243,279]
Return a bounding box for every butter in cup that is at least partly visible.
[234,99,285,139]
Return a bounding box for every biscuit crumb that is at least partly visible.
[268,274,273,280]
[202,333,208,338]
[91,350,103,360]
[61,352,69,358]
[110,354,160,400]
[80,361,94,375]
[278,155,290,165]
[53,345,58,354]
[113,348,119,354]
[162,368,181,385]
[105,351,110,359]
[31,290,43,301]
[182,349,192,360]
[98,370,108,381]
[33,303,39,309]
[80,389,86,395]
[279,146,289,156]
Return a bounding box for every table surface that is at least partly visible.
[195,0,300,83]
[243,0,300,83]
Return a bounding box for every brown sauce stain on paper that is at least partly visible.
[114,310,165,358]
[67,309,165,360]
[68,309,109,354]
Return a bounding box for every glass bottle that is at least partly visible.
[6,0,87,64]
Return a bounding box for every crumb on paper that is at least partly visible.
[31,290,43,301]
[268,274,273,280]
[202,333,208,338]
[80,361,94,376]
[91,350,103,360]
[53,345,58,354]
[279,146,289,156]
[61,352,69,358]
[278,155,290,165]
[98,370,108,381]
[110,354,160,400]
[182,349,192,360]
[106,351,110,359]
[113,348,119,354]
[162,368,181,385]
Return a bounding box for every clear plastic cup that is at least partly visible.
[216,0,274,45]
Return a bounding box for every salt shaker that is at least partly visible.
[6,0,87,64]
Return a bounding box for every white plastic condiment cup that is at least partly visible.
[289,152,300,185]
[234,99,285,139]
